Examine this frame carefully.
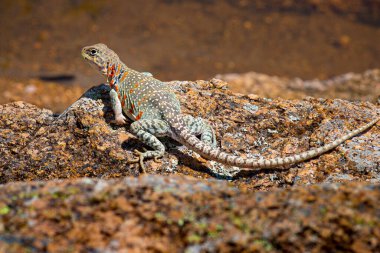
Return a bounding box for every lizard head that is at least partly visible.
[81,43,120,76]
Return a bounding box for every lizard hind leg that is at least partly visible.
[183,115,217,147]
[129,119,170,173]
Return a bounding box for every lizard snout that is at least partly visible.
[81,47,90,59]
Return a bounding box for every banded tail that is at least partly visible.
[169,116,379,170]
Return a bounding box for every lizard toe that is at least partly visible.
[127,149,147,173]
[153,156,162,163]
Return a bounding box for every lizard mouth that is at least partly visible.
[94,64,107,76]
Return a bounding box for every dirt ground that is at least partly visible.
[0,0,379,89]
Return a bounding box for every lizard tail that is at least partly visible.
[169,116,379,170]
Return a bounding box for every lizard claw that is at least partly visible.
[153,156,162,163]
[112,115,127,125]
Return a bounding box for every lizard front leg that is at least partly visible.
[129,119,170,172]
[109,89,127,125]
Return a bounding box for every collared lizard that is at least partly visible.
[81,43,379,173]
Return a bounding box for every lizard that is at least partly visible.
[81,43,379,173]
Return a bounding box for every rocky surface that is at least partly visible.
[1,79,379,188]
[0,176,379,252]
[0,78,379,251]
[216,69,380,102]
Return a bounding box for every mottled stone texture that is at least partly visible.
[0,79,379,251]
[217,69,380,102]
[1,80,379,188]
[0,176,379,252]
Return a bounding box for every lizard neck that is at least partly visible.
[105,61,132,88]
[104,61,126,78]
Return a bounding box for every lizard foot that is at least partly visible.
[128,149,163,173]
[112,115,127,125]
[128,149,147,173]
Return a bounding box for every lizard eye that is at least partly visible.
[89,49,97,56]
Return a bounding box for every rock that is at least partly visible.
[0,85,140,183]
[216,69,380,102]
[0,80,379,189]
[0,176,379,252]
[0,78,379,251]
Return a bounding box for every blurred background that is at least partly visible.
[0,0,379,112]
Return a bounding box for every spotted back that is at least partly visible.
[108,63,181,121]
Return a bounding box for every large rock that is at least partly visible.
[0,79,379,251]
[216,69,380,102]
[0,176,379,252]
[0,80,379,189]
